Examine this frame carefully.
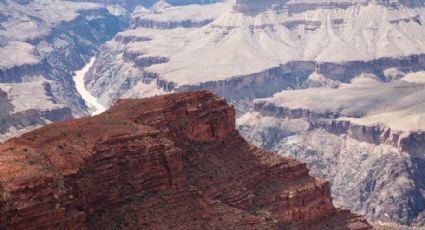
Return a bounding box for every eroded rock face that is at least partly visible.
[233,0,288,15]
[0,91,371,229]
[0,89,13,116]
[0,82,74,143]
[238,87,425,227]
[130,18,213,29]
[253,98,425,159]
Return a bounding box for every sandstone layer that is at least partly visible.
[0,91,372,229]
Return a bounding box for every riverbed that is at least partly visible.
[73,57,106,115]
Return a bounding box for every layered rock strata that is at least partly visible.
[237,78,425,226]
[0,91,372,229]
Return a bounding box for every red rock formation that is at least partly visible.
[0,90,373,229]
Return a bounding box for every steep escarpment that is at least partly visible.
[129,2,224,30]
[0,91,372,229]
[87,44,425,114]
[250,77,425,157]
[251,101,407,149]
[0,89,13,116]
[238,77,425,227]
[85,0,425,115]
[68,0,223,11]
[108,0,228,31]
[0,81,73,143]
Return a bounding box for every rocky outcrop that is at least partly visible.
[374,0,424,8]
[284,0,368,14]
[86,43,425,115]
[284,0,422,15]
[68,0,157,10]
[253,101,425,159]
[114,35,152,44]
[0,62,48,83]
[0,91,372,229]
[233,0,289,15]
[130,18,213,29]
[0,107,73,136]
[0,85,74,143]
[234,0,423,16]
[239,92,425,227]
[123,51,169,69]
[68,0,222,11]
[127,1,228,30]
[0,89,12,116]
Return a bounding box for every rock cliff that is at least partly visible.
[0,82,73,143]
[0,91,372,229]
[238,78,425,226]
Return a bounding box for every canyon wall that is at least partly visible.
[0,91,372,229]
[253,101,425,159]
[238,96,425,227]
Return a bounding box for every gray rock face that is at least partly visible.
[68,0,223,10]
[375,0,424,8]
[0,89,13,116]
[86,43,425,114]
[233,0,289,15]
[252,101,425,156]
[0,107,73,142]
[128,1,227,30]
[83,0,425,117]
[0,81,73,142]
[234,0,424,16]
[237,89,425,227]
[130,17,213,29]
[239,123,418,228]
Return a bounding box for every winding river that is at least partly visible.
[73,57,106,115]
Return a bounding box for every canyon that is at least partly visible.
[2,0,425,228]
[80,2,425,225]
[237,76,425,227]
[0,0,128,140]
[73,57,106,115]
[85,0,425,111]
[0,91,372,229]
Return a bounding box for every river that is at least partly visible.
[73,57,106,115]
